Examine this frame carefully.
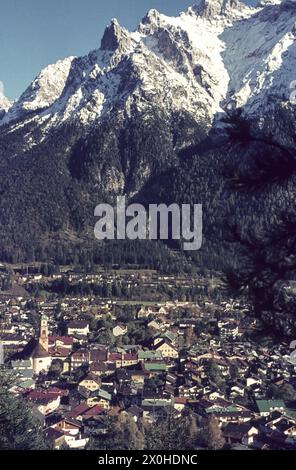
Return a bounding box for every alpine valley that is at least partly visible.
[1,0,296,333]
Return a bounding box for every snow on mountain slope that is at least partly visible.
[0,90,11,114]
[3,57,75,124]
[1,0,296,145]
[221,0,296,111]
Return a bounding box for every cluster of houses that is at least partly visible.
[1,286,296,450]
[13,265,211,289]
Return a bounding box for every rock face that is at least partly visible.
[101,18,132,51]
[0,2,296,337]
[192,0,246,17]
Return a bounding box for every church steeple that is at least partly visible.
[31,314,51,375]
[39,314,49,352]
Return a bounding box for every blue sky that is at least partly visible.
[0,0,255,100]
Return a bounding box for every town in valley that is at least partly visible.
[1,262,296,450]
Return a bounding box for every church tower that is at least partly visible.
[39,314,49,351]
[31,314,51,375]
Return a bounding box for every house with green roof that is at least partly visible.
[17,378,35,389]
[155,331,177,344]
[142,398,171,408]
[256,399,286,417]
[138,350,162,361]
[11,359,32,369]
[144,362,167,373]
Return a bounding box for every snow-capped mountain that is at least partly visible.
[2,0,296,148]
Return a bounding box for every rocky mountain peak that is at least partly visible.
[142,8,161,24]
[100,18,130,51]
[190,0,250,17]
[138,8,165,35]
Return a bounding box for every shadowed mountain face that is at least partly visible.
[1,1,296,332]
